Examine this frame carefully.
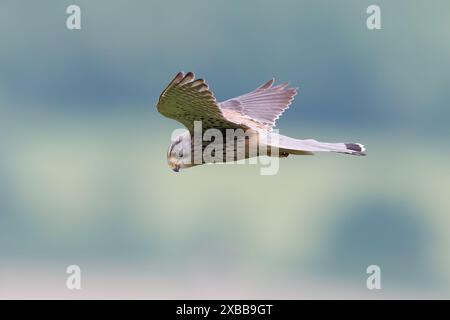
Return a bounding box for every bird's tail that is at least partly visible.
[263,133,366,156]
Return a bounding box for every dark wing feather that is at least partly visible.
[157,72,241,134]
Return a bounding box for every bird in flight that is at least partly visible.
[157,72,366,172]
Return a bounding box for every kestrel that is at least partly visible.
[157,72,366,172]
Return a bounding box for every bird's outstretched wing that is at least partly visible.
[157,72,242,134]
[219,79,298,130]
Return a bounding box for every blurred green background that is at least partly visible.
[1,0,450,298]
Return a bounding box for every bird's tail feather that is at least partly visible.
[263,133,366,156]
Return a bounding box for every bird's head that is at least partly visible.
[167,131,195,172]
